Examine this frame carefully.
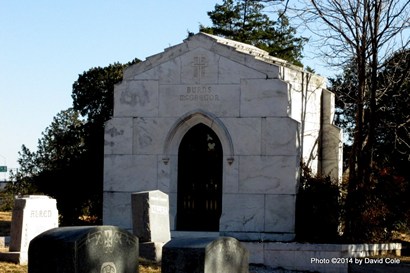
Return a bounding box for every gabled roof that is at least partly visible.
[198,32,288,66]
[124,32,304,80]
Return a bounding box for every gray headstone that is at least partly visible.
[162,237,249,273]
[132,190,170,262]
[131,190,170,243]
[28,226,139,273]
[9,195,58,264]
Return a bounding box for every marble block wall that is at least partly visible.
[103,33,342,241]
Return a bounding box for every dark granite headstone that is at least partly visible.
[162,237,249,273]
[28,226,139,273]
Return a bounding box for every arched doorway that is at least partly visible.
[176,123,223,231]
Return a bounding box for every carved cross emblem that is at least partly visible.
[192,56,207,81]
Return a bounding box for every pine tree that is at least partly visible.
[200,0,306,66]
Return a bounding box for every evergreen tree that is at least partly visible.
[200,0,306,66]
[11,59,140,224]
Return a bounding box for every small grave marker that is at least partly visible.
[132,190,170,261]
[0,195,58,264]
[162,237,249,273]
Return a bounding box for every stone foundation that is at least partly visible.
[244,242,402,273]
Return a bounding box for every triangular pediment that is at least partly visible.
[114,32,298,118]
[123,32,297,81]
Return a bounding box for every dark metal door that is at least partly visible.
[177,124,222,231]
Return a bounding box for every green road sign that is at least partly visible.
[0,166,7,172]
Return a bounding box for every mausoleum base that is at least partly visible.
[171,231,295,242]
[171,231,219,239]
[221,231,295,242]
[243,242,402,273]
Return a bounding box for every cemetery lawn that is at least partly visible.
[0,262,27,273]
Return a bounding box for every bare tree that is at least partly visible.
[294,0,409,240]
[306,0,409,181]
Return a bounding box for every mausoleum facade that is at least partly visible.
[103,33,342,241]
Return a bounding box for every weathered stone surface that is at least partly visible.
[131,191,170,261]
[321,89,343,181]
[104,117,133,155]
[133,117,174,155]
[240,78,288,117]
[103,32,343,242]
[131,190,170,243]
[28,226,138,273]
[162,237,249,273]
[104,154,158,192]
[158,84,240,117]
[10,195,58,253]
[113,80,159,117]
[220,194,264,233]
[238,155,297,194]
[243,242,402,273]
[5,195,58,264]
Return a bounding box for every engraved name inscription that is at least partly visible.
[180,86,220,102]
[30,210,52,218]
[151,205,168,215]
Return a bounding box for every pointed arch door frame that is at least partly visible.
[177,123,222,231]
[163,110,234,232]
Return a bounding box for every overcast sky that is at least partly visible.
[0,1,329,180]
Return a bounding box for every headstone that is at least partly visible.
[132,190,170,261]
[28,225,139,273]
[3,195,58,264]
[162,237,249,273]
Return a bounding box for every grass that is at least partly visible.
[139,259,161,273]
[0,262,27,273]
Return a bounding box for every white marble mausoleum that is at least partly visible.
[103,32,342,241]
